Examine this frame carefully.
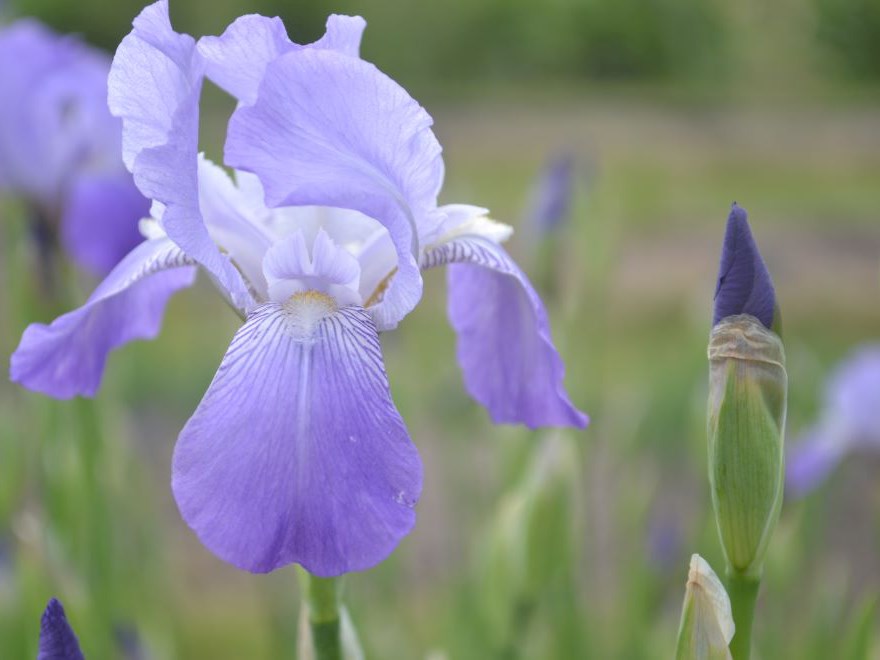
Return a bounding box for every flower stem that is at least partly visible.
[299,570,343,660]
[726,570,760,660]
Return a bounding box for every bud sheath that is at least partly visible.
[707,314,786,578]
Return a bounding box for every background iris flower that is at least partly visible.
[786,345,880,497]
[0,20,147,276]
[10,1,586,578]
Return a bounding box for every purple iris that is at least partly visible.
[0,20,147,275]
[38,598,84,660]
[10,1,587,577]
[787,345,880,498]
[712,203,776,329]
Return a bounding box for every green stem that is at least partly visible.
[299,570,343,660]
[726,570,760,660]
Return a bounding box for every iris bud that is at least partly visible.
[707,314,786,577]
[478,433,579,643]
[675,554,735,660]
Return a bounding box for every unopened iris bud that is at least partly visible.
[675,554,735,660]
[478,433,579,642]
[708,205,786,578]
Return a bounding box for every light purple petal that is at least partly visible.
[10,238,195,398]
[172,303,422,576]
[785,344,880,497]
[422,237,587,429]
[60,172,149,276]
[198,14,365,106]
[785,426,847,498]
[263,229,361,304]
[197,15,293,105]
[310,14,366,57]
[226,48,444,329]
[824,344,880,445]
[108,0,253,311]
[38,598,84,660]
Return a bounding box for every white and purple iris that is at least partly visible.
[10,1,587,577]
[0,21,147,275]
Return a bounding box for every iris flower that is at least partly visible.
[786,345,880,497]
[11,1,586,577]
[0,21,147,275]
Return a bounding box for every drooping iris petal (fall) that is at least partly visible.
[10,237,194,398]
[423,234,587,429]
[172,303,422,575]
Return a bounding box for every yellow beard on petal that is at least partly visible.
[281,290,338,342]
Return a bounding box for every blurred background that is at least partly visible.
[1,0,879,657]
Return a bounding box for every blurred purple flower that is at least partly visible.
[646,507,683,571]
[11,1,586,577]
[38,598,84,660]
[787,345,880,497]
[713,203,776,329]
[0,20,147,275]
[524,153,575,236]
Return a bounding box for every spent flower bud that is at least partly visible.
[675,554,735,660]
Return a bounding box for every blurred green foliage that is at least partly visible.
[7,0,880,94]
[815,0,880,78]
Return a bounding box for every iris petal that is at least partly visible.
[60,172,149,276]
[108,0,253,311]
[226,48,444,329]
[10,237,195,398]
[172,303,422,576]
[423,236,587,429]
[198,14,365,106]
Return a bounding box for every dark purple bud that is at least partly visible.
[713,203,776,329]
[38,599,84,660]
[525,153,575,236]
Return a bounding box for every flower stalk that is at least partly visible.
[724,571,759,660]
[297,570,364,660]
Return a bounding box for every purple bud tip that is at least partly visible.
[38,598,84,660]
[713,203,776,329]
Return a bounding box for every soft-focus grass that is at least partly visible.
[1,79,879,660]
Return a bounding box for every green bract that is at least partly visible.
[707,314,787,578]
